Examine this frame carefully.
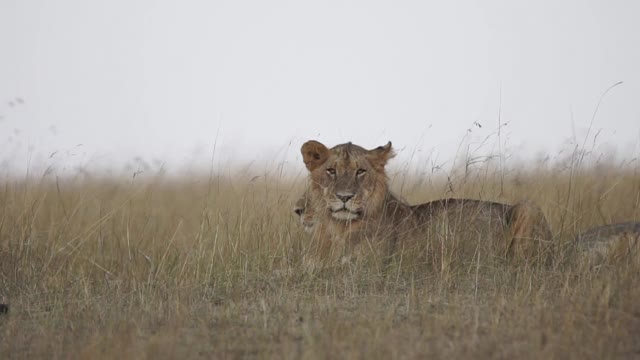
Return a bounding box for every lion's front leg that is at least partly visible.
[382,234,399,270]
[339,235,357,265]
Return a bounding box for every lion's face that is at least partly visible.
[300,140,394,222]
[293,192,316,233]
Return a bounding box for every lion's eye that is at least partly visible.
[356,169,366,177]
[326,168,336,177]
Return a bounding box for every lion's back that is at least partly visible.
[411,198,511,228]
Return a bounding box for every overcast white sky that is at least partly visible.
[1,0,639,176]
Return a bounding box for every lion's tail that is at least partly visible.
[504,201,553,264]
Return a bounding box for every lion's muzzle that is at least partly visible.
[330,191,362,220]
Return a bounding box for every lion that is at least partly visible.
[295,140,553,265]
[293,191,316,234]
[574,222,640,266]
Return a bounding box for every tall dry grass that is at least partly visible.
[0,155,639,359]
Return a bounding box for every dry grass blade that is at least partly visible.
[0,160,638,359]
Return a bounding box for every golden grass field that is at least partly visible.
[1,155,639,359]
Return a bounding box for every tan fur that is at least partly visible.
[575,222,640,266]
[295,140,553,264]
[504,201,554,263]
[293,190,316,234]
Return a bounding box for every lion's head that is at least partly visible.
[300,140,395,222]
[293,191,316,233]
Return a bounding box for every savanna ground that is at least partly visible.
[1,152,640,359]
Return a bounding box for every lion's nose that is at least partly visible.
[336,192,354,203]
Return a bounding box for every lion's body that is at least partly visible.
[575,222,640,265]
[297,140,553,264]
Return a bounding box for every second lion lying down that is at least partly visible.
[295,140,553,264]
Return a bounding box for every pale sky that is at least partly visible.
[1,0,639,177]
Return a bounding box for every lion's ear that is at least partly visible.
[367,141,395,170]
[301,140,330,171]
